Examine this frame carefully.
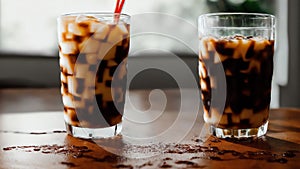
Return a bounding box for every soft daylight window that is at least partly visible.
[0,0,208,56]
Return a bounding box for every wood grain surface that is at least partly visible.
[0,88,299,169]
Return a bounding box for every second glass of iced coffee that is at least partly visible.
[57,13,130,139]
[198,13,275,138]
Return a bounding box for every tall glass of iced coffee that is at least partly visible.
[57,13,130,139]
[198,13,275,138]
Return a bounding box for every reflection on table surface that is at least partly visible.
[0,88,300,169]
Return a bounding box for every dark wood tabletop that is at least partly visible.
[0,88,300,169]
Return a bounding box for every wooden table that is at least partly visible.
[0,88,300,169]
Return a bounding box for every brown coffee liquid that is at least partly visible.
[199,35,274,129]
[58,15,129,128]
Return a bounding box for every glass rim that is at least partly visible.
[199,12,275,19]
[198,12,275,29]
[58,12,130,19]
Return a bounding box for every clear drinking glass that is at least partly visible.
[198,13,275,138]
[57,13,130,139]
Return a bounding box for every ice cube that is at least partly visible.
[68,22,89,36]
[60,41,78,54]
[86,54,98,64]
[60,72,67,83]
[66,108,78,123]
[61,84,67,95]
[214,53,222,63]
[198,61,207,78]
[203,109,210,121]
[67,77,85,97]
[63,95,74,108]
[59,55,74,74]
[90,22,109,37]
[204,107,222,125]
[231,39,251,60]
[224,106,233,113]
[254,40,267,51]
[200,79,208,91]
[85,71,96,87]
[79,38,101,54]
[67,77,77,96]
[75,63,89,78]
[61,15,76,24]
[82,88,93,99]
[58,23,67,36]
[75,15,97,23]
[64,113,72,124]
[225,39,239,49]
[58,16,76,34]
[207,38,215,51]
[107,60,118,67]
[62,32,74,41]
[107,24,128,44]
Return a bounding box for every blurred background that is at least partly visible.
[0,0,298,108]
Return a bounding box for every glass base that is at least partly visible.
[65,122,122,139]
[210,121,268,139]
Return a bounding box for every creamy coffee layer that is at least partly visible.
[199,35,274,129]
[58,15,129,128]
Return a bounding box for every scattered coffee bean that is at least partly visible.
[160,162,172,168]
[61,161,76,167]
[114,164,133,169]
[282,151,296,158]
